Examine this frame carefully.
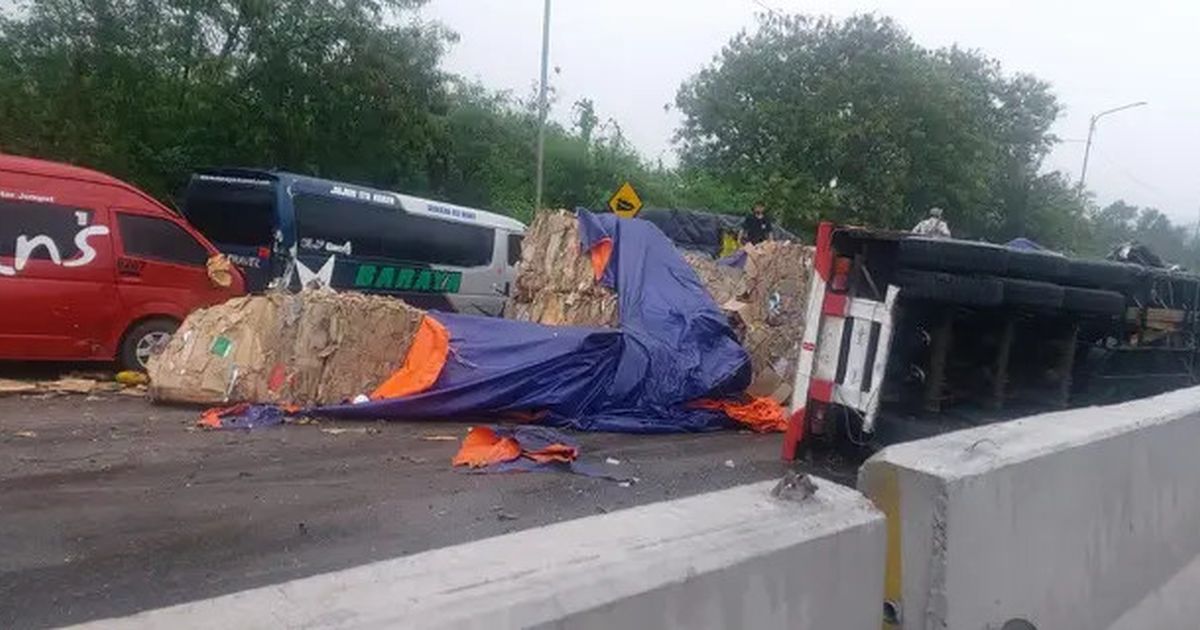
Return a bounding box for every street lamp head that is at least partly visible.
[1096,101,1148,120]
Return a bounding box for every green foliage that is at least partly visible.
[431,83,670,222]
[1085,200,1200,269]
[0,0,452,201]
[675,13,1079,243]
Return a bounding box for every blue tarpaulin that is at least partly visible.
[317,211,752,432]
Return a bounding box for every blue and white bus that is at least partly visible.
[181,169,525,316]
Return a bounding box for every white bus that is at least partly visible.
[182,169,525,316]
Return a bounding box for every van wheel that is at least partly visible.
[119,319,179,372]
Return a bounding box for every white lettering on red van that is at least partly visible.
[0,225,110,276]
[0,189,56,204]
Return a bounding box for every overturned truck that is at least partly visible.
[784,223,1200,459]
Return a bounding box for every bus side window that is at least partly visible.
[507,233,523,267]
[293,192,494,267]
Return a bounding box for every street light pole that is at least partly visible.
[1078,101,1147,191]
[534,0,552,213]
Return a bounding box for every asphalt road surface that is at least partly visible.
[0,393,856,628]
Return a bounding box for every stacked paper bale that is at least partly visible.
[148,290,424,406]
[736,241,815,401]
[506,210,619,327]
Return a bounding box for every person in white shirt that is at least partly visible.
[912,207,951,238]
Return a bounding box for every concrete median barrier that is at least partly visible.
[72,477,885,630]
[860,385,1200,630]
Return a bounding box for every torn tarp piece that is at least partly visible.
[452,425,634,482]
[690,396,787,433]
[198,403,286,429]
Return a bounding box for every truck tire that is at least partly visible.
[1066,259,1137,290]
[898,237,1008,275]
[1062,287,1126,316]
[1000,277,1064,309]
[119,318,179,372]
[1006,249,1069,282]
[895,269,1003,306]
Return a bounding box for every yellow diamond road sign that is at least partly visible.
[608,181,643,218]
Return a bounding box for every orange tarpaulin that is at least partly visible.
[371,315,450,400]
[451,426,522,467]
[452,426,579,468]
[589,237,613,281]
[691,396,788,433]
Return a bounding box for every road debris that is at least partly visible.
[114,371,149,386]
[771,470,818,502]
[420,434,459,441]
[13,430,37,438]
[162,210,796,442]
[0,379,38,396]
[724,459,736,468]
[0,374,131,397]
[605,457,622,465]
[198,404,285,430]
[454,425,635,482]
[320,427,379,436]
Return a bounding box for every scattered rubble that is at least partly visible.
[771,470,819,501]
[0,373,135,397]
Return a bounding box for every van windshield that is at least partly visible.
[182,175,276,247]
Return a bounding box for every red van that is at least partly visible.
[0,155,244,370]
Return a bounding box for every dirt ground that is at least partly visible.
[0,392,855,628]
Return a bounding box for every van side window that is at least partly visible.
[507,234,523,266]
[294,192,494,267]
[0,199,93,260]
[117,213,209,266]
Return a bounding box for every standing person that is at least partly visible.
[912,207,951,238]
[741,203,773,245]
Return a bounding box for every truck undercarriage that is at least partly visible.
[784,223,1200,458]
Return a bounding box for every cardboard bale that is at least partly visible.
[682,252,743,306]
[506,290,618,327]
[738,241,815,399]
[148,290,424,406]
[507,210,619,327]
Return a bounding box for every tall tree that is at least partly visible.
[675,13,1075,242]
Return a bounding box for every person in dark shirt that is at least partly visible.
[741,203,773,245]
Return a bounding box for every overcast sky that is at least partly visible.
[423,0,1199,224]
